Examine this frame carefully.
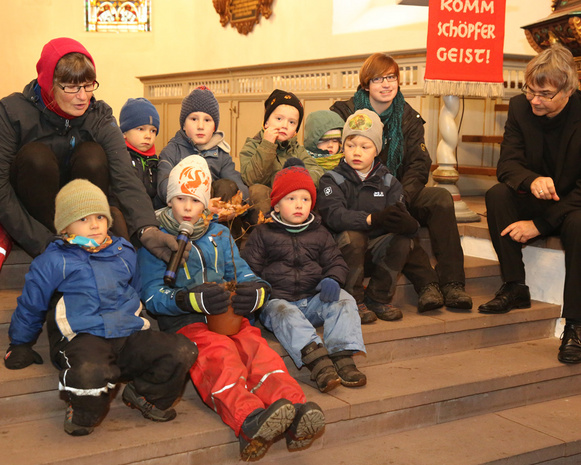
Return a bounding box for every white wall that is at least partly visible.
[0,0,552,118]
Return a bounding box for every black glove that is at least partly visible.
[4,343,43,370]
[141,227,191,264]
[371,203,418,235]
[370,205,398,229]
[316,278,341,302]
[231,282,270,316]
[176,282,230,315]
[383,202,419,235]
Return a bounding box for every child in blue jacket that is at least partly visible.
[4,179,197,436]
[138,155,324,461]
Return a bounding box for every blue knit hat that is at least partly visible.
[119,98,160,133]
[179,86,220,131]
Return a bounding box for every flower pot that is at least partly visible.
[206,305,243,336]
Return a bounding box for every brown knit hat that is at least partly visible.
[54,179,112,233]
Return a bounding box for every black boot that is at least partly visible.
[301,342,341,393]
[329,350,367,387]
[239,398,296,461]
[285,402,325,451]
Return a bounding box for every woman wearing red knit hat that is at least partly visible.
[0,38,176,262]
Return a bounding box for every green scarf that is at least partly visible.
[156,207,210,241]
[353,88,405,175]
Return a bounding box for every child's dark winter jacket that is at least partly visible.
[157,130,248,203]
[9,236,146,345]
[317,158,417,238]
[127,146,162,209]
[241,213,348,302]
[330,97,431,206]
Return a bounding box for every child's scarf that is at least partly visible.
[353,88,405,175]
[157,207,210,241]
[64,234,112,253]
[270,211,314,234]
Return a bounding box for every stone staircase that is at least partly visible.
[3,199,581,465]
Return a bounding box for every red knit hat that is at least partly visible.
[270,165,317,209]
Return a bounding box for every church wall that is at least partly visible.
[0,1,551,120]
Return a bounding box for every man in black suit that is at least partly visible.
[479,44,581,363]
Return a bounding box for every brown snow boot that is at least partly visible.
[329,351,367,387]
[301,342,341,393]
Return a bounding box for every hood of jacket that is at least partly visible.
[176,129,230,154]
[36,38,95,94]
[303,110,345,152]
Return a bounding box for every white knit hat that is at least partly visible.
[166,155,212,207]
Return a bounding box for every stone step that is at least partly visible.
[257,394,581,465]
[3,337,580,465]
[0,255,501,329]
[0,297,560,408]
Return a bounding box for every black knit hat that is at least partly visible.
[263,89,304,130]
[179,86,220,130]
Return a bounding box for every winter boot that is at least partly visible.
[329,350,367,387]
[357,302,378,324]
[301,342,341,393]
[363,296,403,321]
[417,282,444,313]
[285,402,325,451]
[239,398,296,461]
[64,404,94,436]
[122,382,176,422]
[441,282,473,309]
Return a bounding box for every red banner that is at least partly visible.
[425,0,506,85]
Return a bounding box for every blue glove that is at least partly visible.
[316,278,341,302]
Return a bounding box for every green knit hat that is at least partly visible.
[54,179,112,233]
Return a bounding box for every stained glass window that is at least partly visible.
[85,1,151,32]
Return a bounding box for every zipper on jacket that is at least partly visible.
[209,237,219,275]
[292,235,300,295]
[191,242,208,282]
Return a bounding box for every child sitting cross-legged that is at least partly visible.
[241,158,367,393]
[137,155,325,461]
[4,179,198,436]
